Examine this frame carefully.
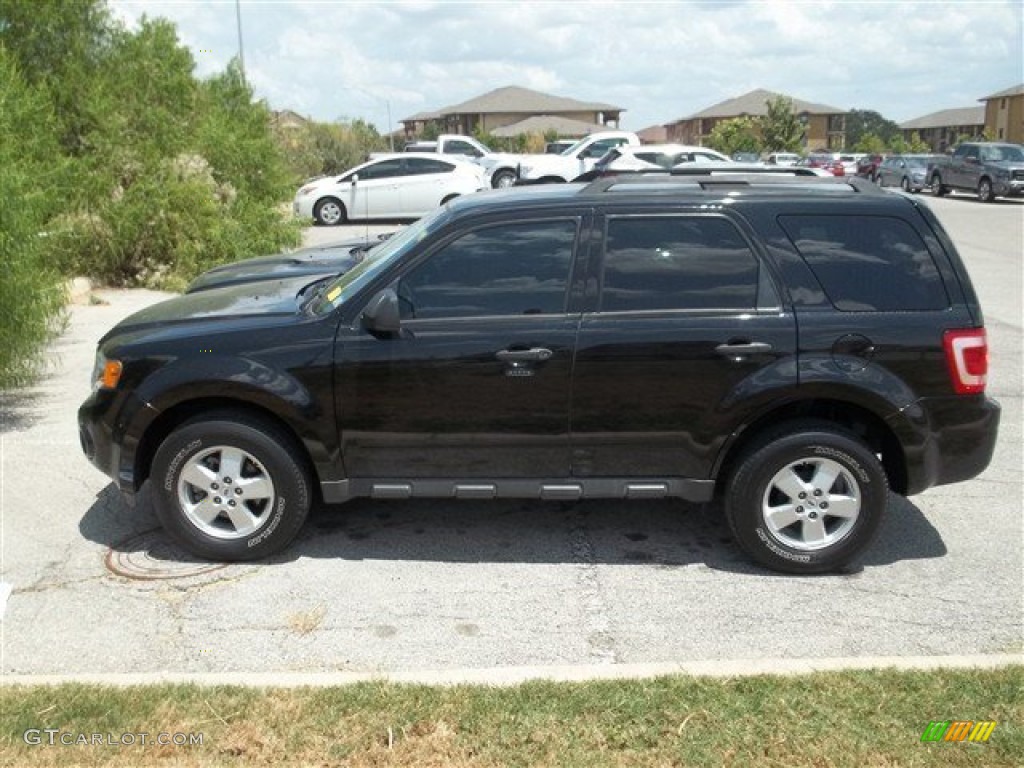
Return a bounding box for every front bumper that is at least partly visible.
[78,389,160,500]
[995,179,1024,197]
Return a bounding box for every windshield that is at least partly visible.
[980,145,1024,162]
[310,206,452,314]
[560,136,591,156]
[905,156,930,168]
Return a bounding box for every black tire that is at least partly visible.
[874,173,883,187]
[313,197,346,226]
[931,173,947,196]
[724,421,888,574]
[491,169,517,189]
[151,411,311,561]
[977,177,995,203]
[900,176,911,192]
[440,193,459,205]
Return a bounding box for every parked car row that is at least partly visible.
[295,138,1024,228]
[853,142,1024,202]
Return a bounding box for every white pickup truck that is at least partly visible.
[515,131,641,184]
[399,135,523,189]
[400,131,641,188]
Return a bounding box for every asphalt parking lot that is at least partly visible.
[1,194,1020,677]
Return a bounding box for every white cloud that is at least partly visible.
[110,0,1023,130]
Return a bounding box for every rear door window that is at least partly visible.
[778,215,949,311]
[600,216,761,312]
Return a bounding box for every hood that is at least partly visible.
[104,275,318,341]
[476,151,536,169]
[186,239,380,293]
[986,159,1024,170]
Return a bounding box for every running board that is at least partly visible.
[319,478,713,505]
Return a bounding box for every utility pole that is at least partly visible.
[235,0,246,86]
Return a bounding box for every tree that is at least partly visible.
[706,116,763,156]
[845,109,901,148]
[853,132,887,154]
[0,49,66,386]
[0,0,115,154]
[761,96,804,152]
[889,132,930,154]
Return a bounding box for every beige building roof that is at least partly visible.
[440,85,620,116]
[637,124,669,143]
[980,83,1024,100]
[490,114,608,137]
[900,107,985,130]
[674,88,845,122]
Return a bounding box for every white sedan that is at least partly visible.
[294,154,485,226]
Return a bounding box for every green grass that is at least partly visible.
[1,667,1020,767]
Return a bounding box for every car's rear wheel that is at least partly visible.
[491,169,517,189]
[724,422,888,574]
[151,411,311,561]
[931,173,947,196]
[314,197,346,226]
[977,177,995,203]
[901,176,911,192]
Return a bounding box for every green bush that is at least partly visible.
[276,118,388,182]
[38,17,301,289]
[0,50,67,389]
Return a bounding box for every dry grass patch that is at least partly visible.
[0,667,1020,767]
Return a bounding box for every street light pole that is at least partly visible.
[235,0,246,86]
[342,84,393,150]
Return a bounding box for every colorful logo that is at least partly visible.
[921,720,997,743]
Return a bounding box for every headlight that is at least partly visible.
[911,171,925,180]
[92,351,123,391]
[993,169,1009,179]
[298,185,317,196]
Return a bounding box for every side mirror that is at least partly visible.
[351,173,360,186]
[362,288,400,335]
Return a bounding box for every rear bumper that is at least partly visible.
[892,395,1001,495]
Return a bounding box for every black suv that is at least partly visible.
[79,176,1000,574]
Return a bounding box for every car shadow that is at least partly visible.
[80,483,946,575]
[0,390,46,433]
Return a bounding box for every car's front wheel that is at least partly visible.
[725,422,888,574]
[977,177,995,203]
[314,197,346,226]
[151,412,311,561]
[491,169,517,189]
[931,173,947,196]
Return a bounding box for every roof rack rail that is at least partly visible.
[580,172,885,196]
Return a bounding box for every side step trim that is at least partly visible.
[323,478,714,504]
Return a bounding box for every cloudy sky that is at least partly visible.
[111,0,1022,133]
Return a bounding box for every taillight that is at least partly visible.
[943,329,988,395]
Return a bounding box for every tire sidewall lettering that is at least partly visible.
[755,526,812,563]
[247,497,286,549]
[811,445,870,484]
[164,439,203,491]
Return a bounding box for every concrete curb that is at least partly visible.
[3,654,1020,688]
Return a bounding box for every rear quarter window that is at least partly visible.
[778,215,949,311]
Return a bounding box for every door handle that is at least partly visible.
[715,341,773,357]
[496,347,553,363]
